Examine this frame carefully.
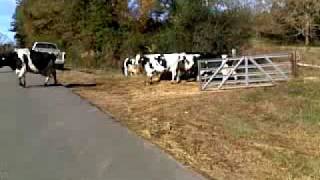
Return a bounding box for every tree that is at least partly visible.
[12,0,253,68]
[255,0,320,45]
[11,0,27,47]
[273,0,320,45]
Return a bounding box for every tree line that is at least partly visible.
[254,0,320,46]
[11,0,320,69]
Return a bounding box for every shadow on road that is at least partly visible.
[26,84,64,88]
[57,67,71,71]
[64,83,97,88]
[25,83,97,89]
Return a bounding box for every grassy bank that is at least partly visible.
[58,66,320,180]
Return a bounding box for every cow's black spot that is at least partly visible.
[0,51,20,70]
[125,58,133,66]
[29,50,56,71]
[177,59,187,71]
[156,55,167,68]
[149,62,154,69]
[14,54,23,70]
[140,57,149,67]
[23,54,29,69]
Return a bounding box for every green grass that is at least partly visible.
[223,116,257,138]
[240,71,320,126]
[266,150,320,179]
[236,73,320,178]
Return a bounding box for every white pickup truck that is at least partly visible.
[32,42,66,69]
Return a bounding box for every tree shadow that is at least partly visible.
[25,84,64,88]
[61,67,71,71]
[25,83,97,89]
[56,67,71,71]
[64,83,97,88]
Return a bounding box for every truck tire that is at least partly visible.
[56,64,64,70]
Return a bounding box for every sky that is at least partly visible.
[0,0,16,42]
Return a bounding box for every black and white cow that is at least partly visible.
[123,54,142,77]
[13,48,58,87]
[177,53,200,81]
[199,54,238,81]
[138,53,199,83]
[140,54,166,84]
[161,53,198,82]
[0,51,20,70]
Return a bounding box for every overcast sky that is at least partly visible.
[0,0,16,41]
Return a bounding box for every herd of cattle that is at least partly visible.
[123,53,201,83]
[123,53,237,83]
[0,48,57,87]
[0,47,236,87]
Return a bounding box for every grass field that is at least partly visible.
[58,64,320,180]
[246,39,320,66]
[56,38,320,180]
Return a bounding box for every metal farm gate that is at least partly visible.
[198,53,294,91]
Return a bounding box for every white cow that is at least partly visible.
[162,53,197,82]
[199,54,238,81]
[141,54,166,84]
[14,48,30,76]
[123,54,142,77]
[220,54,238,80]
[13,48,57,87]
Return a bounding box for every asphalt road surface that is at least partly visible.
[0,67,205,180]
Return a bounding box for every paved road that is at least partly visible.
[0,67,205,180]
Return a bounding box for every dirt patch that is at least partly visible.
[58,69,320,180]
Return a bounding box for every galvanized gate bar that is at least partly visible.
[201,59,229,90]
[248,57,274,83]
[264,56,289,80]
[252,53,290,59]
[217,58,244,89]
[245,57,249,86]
[198,53,292,91]
[198,60,202,90]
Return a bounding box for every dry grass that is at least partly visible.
[58,66,320,180]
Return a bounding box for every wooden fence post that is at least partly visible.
[291,51,298,77]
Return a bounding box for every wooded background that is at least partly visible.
[8,0,320,69]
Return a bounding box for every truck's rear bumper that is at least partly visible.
[55,59,65,65]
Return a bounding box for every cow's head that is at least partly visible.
[140,56,149,67]
[0,52,22,71]
[135,54,142,65]
[0,55,4,67]
[183,55,196,71]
